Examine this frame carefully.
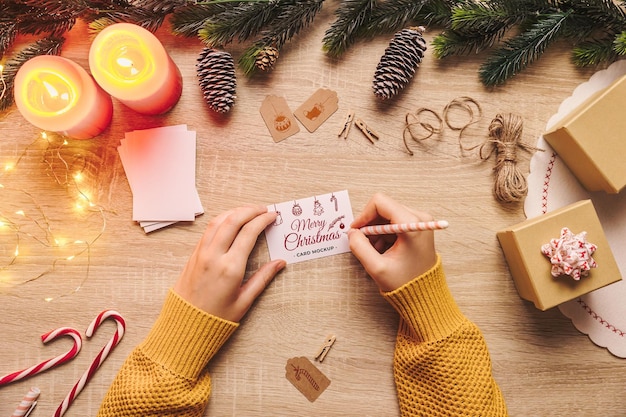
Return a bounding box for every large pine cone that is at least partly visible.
[372,26,427,100]
[196,48,237,113]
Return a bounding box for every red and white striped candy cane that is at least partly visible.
[0,327,82,386]
[54,309,125,417]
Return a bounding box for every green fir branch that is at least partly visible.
[198,1,280,47]
[170,4,228,37]
[479,11,571,86]
[432,29,501,58]
[130,0,188,14]
[239,0,324,75]
[257,0,324,50]
[572,38,619,67]
[238,43,261,75]
[85,6,169,33]
[0,22,18,59]
[322,0,376,58]
[432,2,524,58]
[613,30,626,55]
[363,0,429,34]
[1,36,65,111]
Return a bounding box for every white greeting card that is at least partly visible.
[265,190,353,264]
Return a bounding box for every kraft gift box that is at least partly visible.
[543,74,626,194]
[497,200,622,311]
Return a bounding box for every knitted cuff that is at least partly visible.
[382,255,466,343]
[139,289,239,380]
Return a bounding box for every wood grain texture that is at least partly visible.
[1,6,625,416]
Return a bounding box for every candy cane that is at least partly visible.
[11,386,40,417]
[0,327,82,386]
[54,309,125,417]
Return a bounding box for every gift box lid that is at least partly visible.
[497,199,622,310]
[543,74,626,194]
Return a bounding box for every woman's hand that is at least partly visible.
[173,205,286,322]
[348,193,437,292]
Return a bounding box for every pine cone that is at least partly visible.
[372,26,427,100]
[255,46,280,71]
[196,48,237,114]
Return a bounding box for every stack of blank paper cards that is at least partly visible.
[118,124,203,233]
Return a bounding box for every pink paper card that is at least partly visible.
[118,125,203,228]
[126,127,198,222]
[265,190,353,264]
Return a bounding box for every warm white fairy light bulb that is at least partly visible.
[0,130,107,300]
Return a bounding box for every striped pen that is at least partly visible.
[358,220,449,236]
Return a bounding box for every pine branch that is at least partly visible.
[129,0,188,14]
[364,0,429,34]
[17,15,78,37]
[257,0,324,50]
[572,38,619,67]
[238,44,260,76]
[0,22,18,59]
[479,11,571,86]
[433,29,502,57]
[239,0,324,75]
[1,36,65,111]
[322,0,376,58]
[85,6,169,33]
[170,3,228,37]
[613,30,626,55]
[198,1,280,47]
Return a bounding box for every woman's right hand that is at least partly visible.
[348,193,438,292]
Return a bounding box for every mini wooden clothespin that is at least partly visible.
[337,110,355,140]
[354,118,380,144]
[314,335,336,362]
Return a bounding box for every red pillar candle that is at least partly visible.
[13,56,113,139]
[89,23,183,115]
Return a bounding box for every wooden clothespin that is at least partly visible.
[354,118,380,144]
[337,110,355,140]
[314,335,336,362]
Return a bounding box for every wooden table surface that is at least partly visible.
[1,5,625,416]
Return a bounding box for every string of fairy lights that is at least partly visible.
[1,65,108,301]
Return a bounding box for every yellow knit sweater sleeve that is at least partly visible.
[382,256,507,417]
[97,289,238,417]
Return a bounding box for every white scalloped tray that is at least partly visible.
[525,60,626,359]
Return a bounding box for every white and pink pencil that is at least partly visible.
[358,220,449,235]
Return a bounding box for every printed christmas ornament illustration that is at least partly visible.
[330,193,338,211]
[373,26,427,100]
[196,47,237,113]
[313,197,324,216]
[292,201,302,216]
[274,114,291,131]
[272,205,283,226]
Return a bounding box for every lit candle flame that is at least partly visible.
[43,80,59,98]
[116,57,139,76]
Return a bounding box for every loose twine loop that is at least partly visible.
[403,96,482,155]
[402,108,443,155]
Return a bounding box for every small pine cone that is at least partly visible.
[196,47,237,113]
[372,26,427,100]
[255,46,280,71]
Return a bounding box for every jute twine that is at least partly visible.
[477,113,542,204]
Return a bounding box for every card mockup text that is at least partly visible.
[265,190,353,264]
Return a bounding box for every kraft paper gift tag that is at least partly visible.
[294,88,339,133]
[260,95,300,142]
[285,356,331,402]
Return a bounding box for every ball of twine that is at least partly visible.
[482,113,542,204]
